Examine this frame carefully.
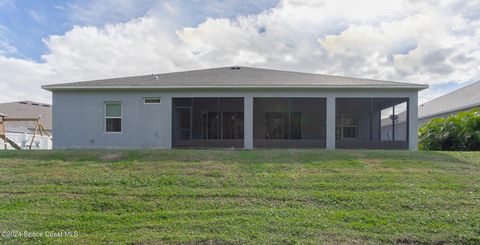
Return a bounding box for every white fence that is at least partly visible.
[0,132,52,150]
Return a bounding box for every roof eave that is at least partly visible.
[42,84,429,91]
[419,102,480,119]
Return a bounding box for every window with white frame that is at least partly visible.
[105,102,122,132]
[336,114,357,139]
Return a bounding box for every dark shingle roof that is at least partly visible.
[419,80,480,119]
[0,101,52,131]
[43,66,427,90]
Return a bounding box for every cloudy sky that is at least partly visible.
[1,0,479,104]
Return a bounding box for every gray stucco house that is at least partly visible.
[42,66,427,150]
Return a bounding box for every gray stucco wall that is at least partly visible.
[51,88,420,150]
[53,90,172,149]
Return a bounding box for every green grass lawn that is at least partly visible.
[0,150,479,244]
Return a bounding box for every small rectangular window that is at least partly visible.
[336,114,357,139]
[144,97,161,104]
[105,102,122,132]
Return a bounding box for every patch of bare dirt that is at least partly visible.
[361,159,384,164]
[100,153,123,161]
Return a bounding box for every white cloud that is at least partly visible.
[42,17,198,82]
[0,25,15,54]
[0,40,17,54]
[1,0,480,104]
[0,56,54,102]
[67,0,159,26]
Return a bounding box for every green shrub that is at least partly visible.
[419,108,480,151]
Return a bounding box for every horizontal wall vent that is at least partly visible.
[144,97,161,104]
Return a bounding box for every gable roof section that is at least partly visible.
[0,101,52,131]
[419,80,480,119]
[42,66,427,90]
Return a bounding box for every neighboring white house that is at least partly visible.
[42,66,427,150]
[0,101,52,150]
[418,80,480,125]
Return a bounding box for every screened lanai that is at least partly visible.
[335,98,409,149]
[253,98,326,148]
[172,98,244,148]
